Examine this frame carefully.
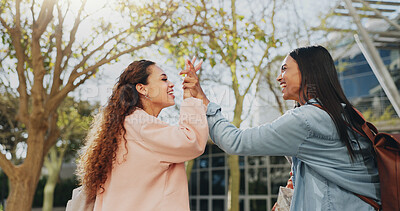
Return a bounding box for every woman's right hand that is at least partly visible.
[180,57,210,106]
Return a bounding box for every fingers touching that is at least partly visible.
[190,56,203,72]
[180,56,203,75]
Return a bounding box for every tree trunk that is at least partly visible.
[6,169,40,211]
[185,159,195,181]
[42,174,57,211]
[42,146,65,211]
[228,98,243,211]
[227,155,240,211]
[6,128,46,211]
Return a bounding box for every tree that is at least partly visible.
[42,97,96,211]
[166,0,282,210]
[0,89,27,166]
[204,2,279,210]
[0,87,27,208]
[0,0,208,210]
[256,54,289,115]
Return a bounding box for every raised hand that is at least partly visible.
[183,56,203,76]
[179,56,209,106]
[180,56,202,99]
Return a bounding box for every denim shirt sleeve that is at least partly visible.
[206,102,310,156]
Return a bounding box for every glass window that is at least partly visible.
[227,169,245,195]
[250,199,267,211]
[190,199,197,211]
[200,199,208,211]
[271,197,278,209]
[203,145,209,155]
[212,170,225,195]
[270,156,290,165]
[189,171,197,195]
[200,171,209,195]
[271,166,291,195]
[212,144,224,154]
[240,169,245,194]
[248,168,268,195]
[239,156,245,167]
[248,156,267,166]
[212,199,224,211]
[192,158,198,169]
[212,156,225,167]
[199,157,209,168]
[189,152,287,211]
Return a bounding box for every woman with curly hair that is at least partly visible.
[71,59,208,211]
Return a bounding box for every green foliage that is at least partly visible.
[362,105,396,122]
[0,171,80,208]
[336,61,350,73]
[0,93,27,165]
[162,0,280,94]
[56,96,98,161]
[0,172,8,206]
[33,176,80,208]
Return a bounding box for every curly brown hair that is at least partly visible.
[77,60,155,203]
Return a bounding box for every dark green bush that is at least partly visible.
[32,176,79,207]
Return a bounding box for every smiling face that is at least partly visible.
[142,65,175,111]
[276,55,302,102]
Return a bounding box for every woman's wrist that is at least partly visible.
[198,92,210,106]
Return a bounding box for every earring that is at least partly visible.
[145,93,151,100]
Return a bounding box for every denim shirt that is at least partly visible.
[206,101,380,211]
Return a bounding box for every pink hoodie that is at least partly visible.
[93,98,208,211]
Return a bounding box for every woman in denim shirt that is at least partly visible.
[181,45,380,211]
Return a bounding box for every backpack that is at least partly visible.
[355,117,400,211]
[313,104,400,210]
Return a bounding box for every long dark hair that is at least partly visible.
[289,45,365,160]
[77,60,155,203]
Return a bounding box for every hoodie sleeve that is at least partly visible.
[206,102,310,156]
[125,98,209,163]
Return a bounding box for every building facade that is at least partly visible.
[336,46,400,120]
[188,144,291,211]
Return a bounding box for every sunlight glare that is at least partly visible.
[69,0,149,12]
[6,152,11,160]
[69,0,109,13]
